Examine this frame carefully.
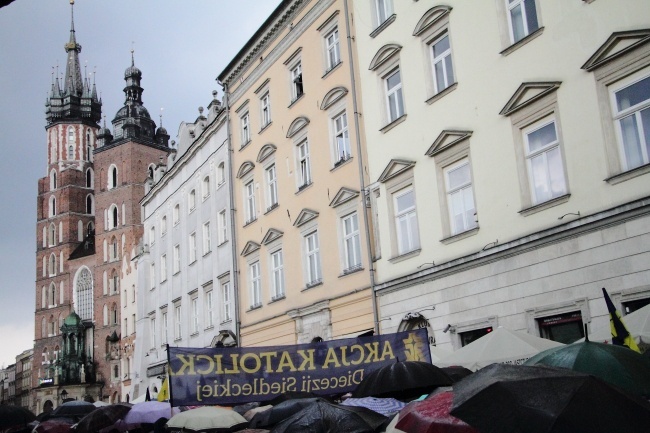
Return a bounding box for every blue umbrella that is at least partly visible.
[341,397,406,417]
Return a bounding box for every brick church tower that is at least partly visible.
[32,1,171,412]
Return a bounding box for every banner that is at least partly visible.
[167,329,431,406]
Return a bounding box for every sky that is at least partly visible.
[0,0,282,368]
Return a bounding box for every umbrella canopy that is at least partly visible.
[524,339,650,397]
[395,391,478,433]
[270,400,388,433]
[352,361,453,400]
[429,345,452,363]
[48,401,96,421]
[166,406,248,432]
[450,363,650,433]
[250,398,322,428]
[584,303,650,349]
[0,405,36,429]
[438,327,564,370]
[123,401,179,426]
[93,401,110,407]
[75,403,132,433]
[440,366,473,383]
[33,419,74,433]
[341,397,406,417]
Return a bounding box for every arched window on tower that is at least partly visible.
[103,304,108,326]
[48,223,56,246]
[50,170,57,190]
[75,267,93,321]
[87,221,95,237]
[49,196,56,217]
[50,283,56,306]
[109,165,118,189]
[86,194,94,215]
[48,253,56,276]
[68,145,74,160]
[41,286,46,309]
[112,303,118,325]
[111,205,119,229]
[148,164,154,180]
[41,319,46,339]
[111,270,119,294]
[86,168,93,188]
[110,236,118,261]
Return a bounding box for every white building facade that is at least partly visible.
[133,95,235,400]
[353,0,650,350]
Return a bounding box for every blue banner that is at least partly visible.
[167,329,431,406]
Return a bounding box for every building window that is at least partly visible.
[217,162,226,187]
[86,194,94,215]
[48,254,56,276]
[49,196,56,217]
[431,32,455,94]
[241,112,251,144]
[298,140,312,188]
[149,263,155,290]
[537,311,584,344]
[291,62,303,102]
[189,233,197,263]
[110,237,118,261]
[249,261,262,308]
[506,0,539,44]
[86,168,93,188]
[611,74,650,171]
[305,231,322,286]
[460,326,493,347]
[445,160,477,235]
[222,282,231,322]
[206,290,214,328]
[188,190,196,212]
[112,303,118,325]
[325,28,341,71]
[333,112,350,165]
[385,68,404,123]
[374,0,393,27]
[161,216,167,235]
[173,244,180,274]
[394,187,420,255]
[202,176,210,200]
[109,165,118,189]
[173,204,180,225]
[265,165,278,211]
[191,298,199,334]
[109,205,118,229]
[202,222,211,255]
[50,170,57,190]
[270,250,285,300]
[150,318,156,349]
[244,180,256,224]
[161,311,168,344]
[342,212,362,272]
[218,209,227,244]
[76,267,93,320]
[174,305,182,340]
[48,223,56,246]
[111,271,119,294]
[524,117,566,205]
[261,92,271,128]
[160,254,167,282]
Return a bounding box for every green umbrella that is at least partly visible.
[524,340,650,397]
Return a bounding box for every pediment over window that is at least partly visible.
[582,29,650,71]
[329,187,359,208]
[236,161,255,179]
[257,144,277,163]
[426,130,473,157]
[413,6,452,36]
[369,44,403,71]
[320,87,349,110]
[377,159,416,183]
[499,82,561,116]
[261,228,284,245]
[286,116,310,138]
[240,241,261,256]
[293,208,319,227]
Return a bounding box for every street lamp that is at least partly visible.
[60,389,68,402]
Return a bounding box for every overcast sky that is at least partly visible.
[0,0,281,368]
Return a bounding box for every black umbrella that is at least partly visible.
[74,403,132,433]
[440,366,473,383]
[250,397,323,428]
[450,363,650,433]
[352,360,453,400]
[0,405,36,429]
[48,401,96,421]
[270,400,387,433]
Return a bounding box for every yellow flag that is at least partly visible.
[603,288,641,353]
[157,376,169,402]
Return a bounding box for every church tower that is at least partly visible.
[33,0,102,413]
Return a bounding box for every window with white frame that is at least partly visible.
[188,190,196,212]
[202,222,211,255]
[325,28,341,71]
[291,62,303,101]
[222,282,232,322]
[191,297,199,334]
[305,231,322,286]
[149,226,155,245]
[265,164,278,211]
[445,160,477,235]
[173,244,180,274]
[173,204,180,225]
[270,249,285,300]
[342,212,362,272]
[244,180,256,224]
[249,261,262,308]
[333,112,350,164]
[218,209,227,244]
[431,32,455,94]
[261,93,271,128]
[374,0,393,27]
[161,310,168,344]
[611,74,650,171]
[298,140,312,188]
[506,0,539,44]
[161,216,167,235]
[149,263,155,289]
[189,232,197,263]
[202,176,210,200]
[394,187,420,255]
[108,165,118,189]
[205,290,214,328]
[523,117,567,205]
[150,317,156,349]
[241,112,251,144]
[174,304,182,340]
[217,162,226,187]
[385,68,404,123]
[160,254,167,282]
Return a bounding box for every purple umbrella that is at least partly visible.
[123,401,179,426]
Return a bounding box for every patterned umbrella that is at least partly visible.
[341,397,406,417]
[75,403,132,433]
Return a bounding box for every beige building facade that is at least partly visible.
[218,0,377,347]
[353,0,650,350]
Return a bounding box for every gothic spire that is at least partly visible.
[63,0,83,97]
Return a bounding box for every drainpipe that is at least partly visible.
[220,81,241,346]
[344,0,379,335]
